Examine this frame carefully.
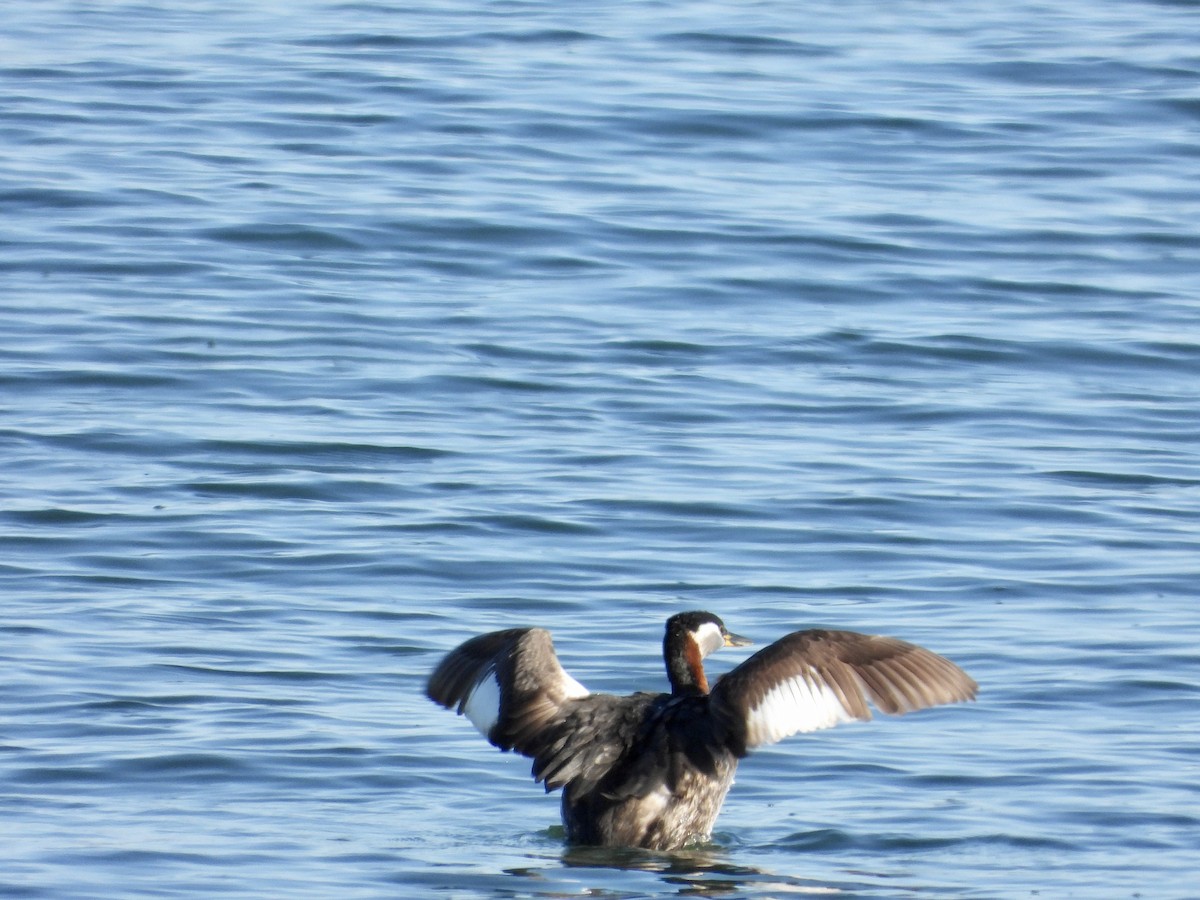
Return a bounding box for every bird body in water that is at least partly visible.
[426,611,977,851]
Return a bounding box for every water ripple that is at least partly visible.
[3,1,1199,898]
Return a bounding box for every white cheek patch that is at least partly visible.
[463,670,502,737]
[745,667,860,746]
[694,621,725,657]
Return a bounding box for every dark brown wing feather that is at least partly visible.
[426,628,523,716]
[426,627,590,757]
[710,628,977,754]
[427,628,671,796]
[530,692,659,793]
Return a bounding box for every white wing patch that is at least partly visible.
[462,663,588,739]
[559,669,590,700]
[463,670,501,737]
[745,667,862,746]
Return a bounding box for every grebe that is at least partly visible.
[426,611,977,851]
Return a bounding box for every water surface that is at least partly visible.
[2,1,1198,897]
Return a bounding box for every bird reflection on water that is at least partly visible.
[499,838,846,897]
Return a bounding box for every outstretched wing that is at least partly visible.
[710,629,977,753]
[426,627,590,757]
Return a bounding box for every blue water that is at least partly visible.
[3,1,1199,897]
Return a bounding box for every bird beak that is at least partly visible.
[723,630,752,648]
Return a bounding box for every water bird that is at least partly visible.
[426,610,977,851]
